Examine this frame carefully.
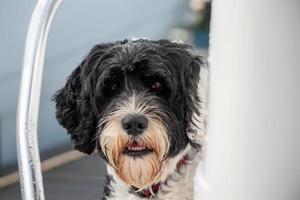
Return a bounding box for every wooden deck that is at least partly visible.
[0,155,107,200]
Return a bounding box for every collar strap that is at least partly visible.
[176,154,189,171]
[135,154,189,198]
[141,183,160,198]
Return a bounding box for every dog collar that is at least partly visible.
[135,154,190,198]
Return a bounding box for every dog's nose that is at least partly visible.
[121,115,148,135]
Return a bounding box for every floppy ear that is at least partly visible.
[52,43,116,154]
[157,40,206,148]
[184,54,206,148]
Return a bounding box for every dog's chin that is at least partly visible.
[116,148,164,189]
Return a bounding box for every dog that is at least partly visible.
[53,39,206,200]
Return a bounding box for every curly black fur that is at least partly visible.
[52,39,203,157]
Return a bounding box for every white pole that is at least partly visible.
[17,0,63,199]
[196,1,300,200]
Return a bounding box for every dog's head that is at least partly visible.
[53,39,204,189]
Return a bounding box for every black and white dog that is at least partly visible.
[53,39,206,200]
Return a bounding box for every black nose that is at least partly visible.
[121,115,148,136]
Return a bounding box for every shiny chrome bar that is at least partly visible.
[16,0,63,199]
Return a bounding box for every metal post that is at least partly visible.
[17,0,63,199]
[195,1,300,200]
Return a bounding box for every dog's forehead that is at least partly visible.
[106,56,167,78]
[100,41,187,85]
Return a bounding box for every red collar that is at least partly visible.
[140,183,161,198]
[137,154,189,198]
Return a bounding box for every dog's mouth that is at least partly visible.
[123,140,153,157]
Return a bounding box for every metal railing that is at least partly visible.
[17,0,63,199]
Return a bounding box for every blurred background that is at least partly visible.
[0,0,210,199]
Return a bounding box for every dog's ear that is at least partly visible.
[157,40,206,148]
[183,54,206,147]
[52,43,116,154]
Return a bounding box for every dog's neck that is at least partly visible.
[104,144,201,200]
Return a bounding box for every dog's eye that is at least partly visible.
[151,81,161,91]
[110,83,118,91]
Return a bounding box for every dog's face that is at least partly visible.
[53,39,203,189]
